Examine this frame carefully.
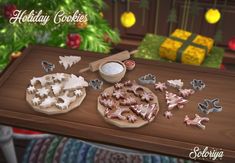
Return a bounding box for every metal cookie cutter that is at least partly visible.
[190,79,205,91]
[138,74,156,85]
[41,60,55,73]
[198,98,222,114]
[89,79,104,90]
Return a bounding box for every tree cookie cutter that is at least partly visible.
[190,79,205,91]
[198,98,222,114]
[41,60,55,73]
[138,74,156,84]
[89,79,104,90]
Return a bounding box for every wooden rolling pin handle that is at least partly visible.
[130,50,138,55]
[78,49,138,74]
[79,67,90,73]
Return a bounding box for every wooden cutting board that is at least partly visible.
[0,45,234,162]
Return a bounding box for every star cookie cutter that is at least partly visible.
[41,60,55,73]
[89,79,103,90]
[198,98,222,114]
[190,79,205,91]
[138,74,156,84]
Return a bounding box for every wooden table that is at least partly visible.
[0,45,234,162]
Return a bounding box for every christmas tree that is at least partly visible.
[0,0,120,70]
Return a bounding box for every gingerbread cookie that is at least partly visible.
[124,80,133,87]
[26,73,88,115]
[120,97,137,106]
[114,83,124,89]
[127,85,144,96]
[112,89,125,100]
[140,92,154,102]
[130,103,158,122]
[99,98,115,109]
[97,81,160,128]
[101,92,110,99]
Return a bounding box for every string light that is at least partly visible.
[0,28,7,33]
[88,36,94,41]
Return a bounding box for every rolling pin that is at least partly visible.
[79,50,138,73]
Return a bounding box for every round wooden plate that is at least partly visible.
[26,73,86,115]
[97,83,160,128]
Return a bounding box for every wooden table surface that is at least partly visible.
[0,45,234,162]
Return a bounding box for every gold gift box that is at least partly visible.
[159,29,214,65]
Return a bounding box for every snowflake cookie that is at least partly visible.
[27,85,36,94]
[112,89,125,100]
[127,114,137,123]
[53,73,65,82]
[101,92,110,99]
[36,87,50,97]
[32,97,41,106]
[164,111,173,119]
[154,82,167,92]
[140,92,154,102]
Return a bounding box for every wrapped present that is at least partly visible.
[159,29,214,65]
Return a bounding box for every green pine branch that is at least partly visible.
[0,0,120,70]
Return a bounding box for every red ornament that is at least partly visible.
[4,4,17,19]
[66,33,81,49]
[103,33,112,43]
[228,37,235,51]
[220,64,226,70]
